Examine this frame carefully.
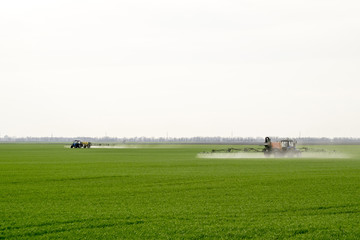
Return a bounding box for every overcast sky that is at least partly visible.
[1,0,359,138]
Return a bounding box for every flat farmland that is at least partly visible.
[1,144,360,239]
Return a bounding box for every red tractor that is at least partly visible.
[264,137,301,157]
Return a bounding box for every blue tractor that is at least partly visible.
[70,140,91,148]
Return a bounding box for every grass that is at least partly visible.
[1,144,360,239]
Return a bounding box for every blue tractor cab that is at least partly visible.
[70,140,82,148]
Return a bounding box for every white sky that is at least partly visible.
[1,0,360,138]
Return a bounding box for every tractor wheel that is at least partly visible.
[71,145,73,148]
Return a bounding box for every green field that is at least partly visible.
[1,144,360,239]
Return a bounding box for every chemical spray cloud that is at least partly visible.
[197,152,350,159]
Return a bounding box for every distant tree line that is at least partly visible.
[1,136,360,145]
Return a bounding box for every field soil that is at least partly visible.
[1,144,360,239]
